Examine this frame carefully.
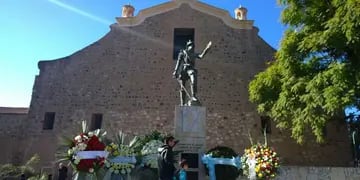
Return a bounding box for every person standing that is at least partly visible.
[158,136,179,180]
[174,159,188,180]
[58,163,68,180]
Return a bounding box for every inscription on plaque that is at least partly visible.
[177,143,202,152]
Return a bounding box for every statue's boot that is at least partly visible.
[190,84,198,102]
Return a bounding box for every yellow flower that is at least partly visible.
[113,151,120,156]
[258,173,263,178]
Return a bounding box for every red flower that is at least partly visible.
[77,159,94,171]
[86,136,105,150]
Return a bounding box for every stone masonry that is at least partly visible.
[0,0,353,170]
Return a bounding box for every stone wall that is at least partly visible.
[0,108,28,164]
[19,1,353,167]
[237,166,360,180]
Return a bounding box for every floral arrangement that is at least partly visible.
[62,121,108,178]
[104,142,136,175]
[203,146,241,180]
[241,143,280,179]
[141,140,163,168]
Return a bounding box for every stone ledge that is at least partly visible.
[236,166,360,180]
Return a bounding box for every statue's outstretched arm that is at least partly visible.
[198,41,212,59]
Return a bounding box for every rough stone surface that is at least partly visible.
[0,1,353,173]
[0,109,28,164]
[236,166,360,180]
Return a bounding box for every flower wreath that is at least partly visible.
[105,142,136,175]
[65,121,108,175]
[141,139,163,168]
[241,143,280,179]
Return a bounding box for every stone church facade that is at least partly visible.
[0,0,353,171]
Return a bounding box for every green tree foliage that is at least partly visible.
[249,0,360,143]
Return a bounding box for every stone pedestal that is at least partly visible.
[174,106,206,180]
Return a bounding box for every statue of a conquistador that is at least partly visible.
[172,40,212,106]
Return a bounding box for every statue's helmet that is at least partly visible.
[186,40,193,47]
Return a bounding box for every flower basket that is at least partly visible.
[241,144,280,180]
[140,140,163,168]
[103,143,136,179]
[129,131,165,180]
[101,130,139,180]
[64,121,108,179]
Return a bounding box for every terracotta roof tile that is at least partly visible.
[0,107,29,114]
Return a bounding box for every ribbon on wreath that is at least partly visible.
[246,155,257,180]
[201,154,241,180]
[72,151,109,180]
[109,156,137,164]
[75,151,109,159]
[103,155,137,180]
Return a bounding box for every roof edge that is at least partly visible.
[114,0,254,29]
[0,107,29,114]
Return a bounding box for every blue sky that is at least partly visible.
[0,0,285,107]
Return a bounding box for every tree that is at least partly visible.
[249,0,360,143]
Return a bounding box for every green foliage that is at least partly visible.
[250,0,360,143]
[0,154,40,178]
[205,146,240,180]
[131,130,165,155]
[206,146,238,158]
[27,173,49,180]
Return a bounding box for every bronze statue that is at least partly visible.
[173,40,212,106]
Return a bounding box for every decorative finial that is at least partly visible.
[122,4,135,17]
[234,5,248,20]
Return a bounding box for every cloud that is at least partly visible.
[48,0,112,25]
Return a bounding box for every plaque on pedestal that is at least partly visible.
[174,106,206,180]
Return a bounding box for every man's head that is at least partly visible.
[186,40,194,51]
[165,136,179,147]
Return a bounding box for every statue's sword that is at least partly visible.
[178,81,192,99]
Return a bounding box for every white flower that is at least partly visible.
[121,169,126,174]
[74,135,82,141]
[67,149,73,155]
[89,168,94,173]
[77,143,87,150]
[74,159,80,164]
[88,132,94,137]
[141,140,163,155]
[72,147,78,152]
